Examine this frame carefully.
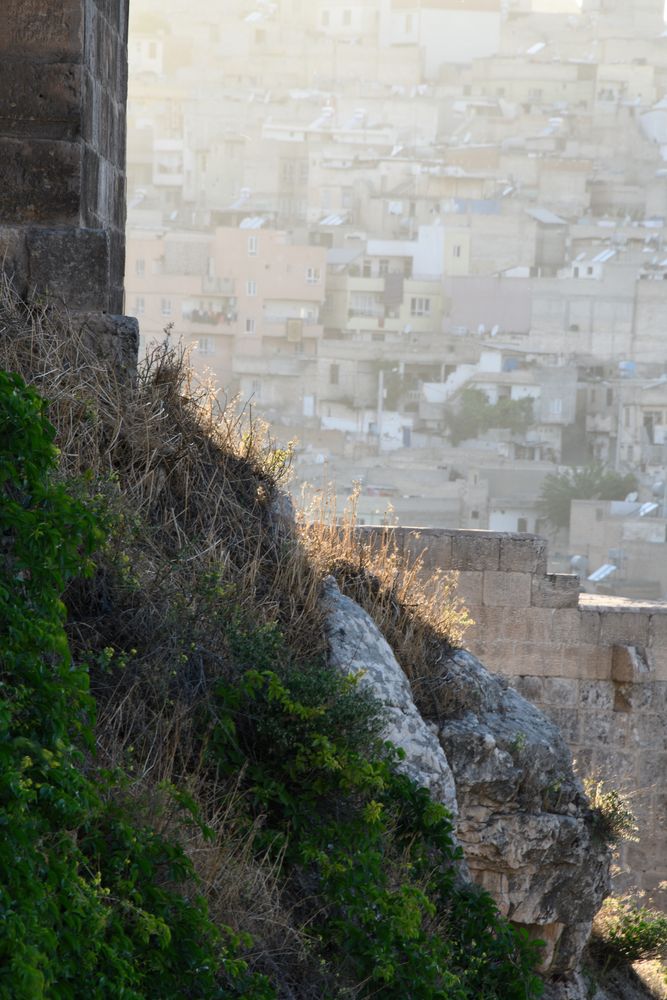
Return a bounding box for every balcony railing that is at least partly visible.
[183,309,237,326]
[202,276,235,295]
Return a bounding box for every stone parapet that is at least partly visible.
[360,525,667,910]
[0,0,130,314]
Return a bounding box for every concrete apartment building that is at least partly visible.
[125,225,327,412]
[126,0,667,597]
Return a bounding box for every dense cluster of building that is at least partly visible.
[126,0,667,597]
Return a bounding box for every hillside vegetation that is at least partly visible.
[0,283,546,998]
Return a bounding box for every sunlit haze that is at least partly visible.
[126,0,667,602]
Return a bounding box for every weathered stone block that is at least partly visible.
[499,534,548,574]
[450,530,501,571]
[649,611,667,644]
[649,642,667,683]
[403,529,453,572]
[532,573,581,609]
[27,226,109,311]
[0,0,84,62]
[542,677,580,708]
[513,642,564,677]
[552,608,601,645]
[512,675,545,703]
[600,611,650,647]
[0,138,81,225]
[578,709,614,746]
[455,570,484,607]
[560,644,612,681]
[483,570,532,608]
[0,62,82,141]
[545,706,581,743]
[579,680,615,711]
[503,607,553,643]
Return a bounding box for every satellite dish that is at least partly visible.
[491,324,500,337]
[624,491,639,502]
[652,481,666,498]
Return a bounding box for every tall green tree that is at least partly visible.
[537,464,638,530]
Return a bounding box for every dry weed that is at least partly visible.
[298,485,472,714]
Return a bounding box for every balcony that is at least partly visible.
[182,308,237,326]
[202,276,235,295]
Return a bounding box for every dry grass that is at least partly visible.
[0,277,471,996]
[299,485,472,715]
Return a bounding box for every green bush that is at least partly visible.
[0,371,271,999]
[595,897,667,965]
[0,368,544,998]
[584,779,638,847]
[209,617,545,999]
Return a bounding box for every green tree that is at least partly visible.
[537,464,638,530]
[445,389,534,446]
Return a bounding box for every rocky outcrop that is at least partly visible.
[429,648,610,977]
[322,578,610,992]
[322,576,458,818]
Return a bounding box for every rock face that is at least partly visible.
[430,648,610,976]
[322,577,458,818]
[322,578,610,989]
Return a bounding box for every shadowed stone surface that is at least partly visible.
[0,0,130,314]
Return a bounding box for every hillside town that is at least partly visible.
[126,0,667,598]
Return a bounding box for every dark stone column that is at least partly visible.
[0,0,131,316]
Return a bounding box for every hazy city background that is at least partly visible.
[125,0,667,601]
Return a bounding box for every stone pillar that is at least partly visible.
[0,0,130,315]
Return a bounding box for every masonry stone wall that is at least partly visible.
[362,526,667,910]
[0,0,130,313]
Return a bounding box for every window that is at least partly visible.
[161,298,172,316]
[606,388,614,406]
[148,41,157,59]
[410,297,431,317]
[245,318,256,334]
[247,235,258,256]
[134,296,145,315]
[379,259,389,276]
[342,9,351,26]
[452,245,462,258]
[321,9,329,25]
[517,517,528,533]
[405,13,413,32]
[306,267,321,284]
[329,363,340,385]
[549,398,563,416]
[197,337,211,355]
[135,258,145,277]
[246,279,257,296]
